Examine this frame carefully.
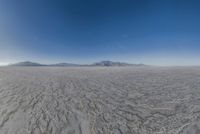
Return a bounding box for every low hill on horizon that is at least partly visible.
[9,61,45,66]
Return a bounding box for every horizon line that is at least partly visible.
[1,60,200,67]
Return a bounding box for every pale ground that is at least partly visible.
[0,66,200,134]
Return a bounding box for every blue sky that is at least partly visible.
[0,0,200,65]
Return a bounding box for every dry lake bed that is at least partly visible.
[0,66,200,134]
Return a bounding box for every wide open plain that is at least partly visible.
[0,66,200,134]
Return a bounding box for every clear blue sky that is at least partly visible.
[0,0,200,65]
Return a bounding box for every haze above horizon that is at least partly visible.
[1,0,200,66]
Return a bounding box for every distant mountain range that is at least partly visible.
[92,61,145,67]
[9,61,146,67]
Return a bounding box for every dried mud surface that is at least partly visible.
[0,67,200,134]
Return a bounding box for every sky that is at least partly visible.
[0,0,200,65]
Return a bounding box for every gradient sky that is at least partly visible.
[1,0,200,65]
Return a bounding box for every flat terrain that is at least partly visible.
[0,67,200,134]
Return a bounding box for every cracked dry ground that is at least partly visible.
[1,67,200,134]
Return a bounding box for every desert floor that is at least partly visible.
[0,67,200,134]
